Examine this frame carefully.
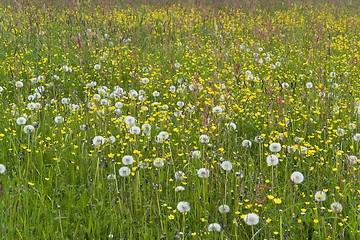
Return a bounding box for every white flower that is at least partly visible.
[306,82,313,88]
[269,142,282,152]
[266,154,279,166]
[107,174,116,180]
[197,168,210,178]
[213,106,223,114]
[190,150,200,159]
[349,155,358,164]
[141,123,151,136]
[275,61,281,67]
[220,161,233,171]
[129,126,141,135]
[199,135,210,143]
[218,205,230,214]
[153,158,164,167]
[124,116,136,126]
[156,131,169,143]
[80,124,87,131]
[330,202,343,213]
[242,140,252,148]
[225,122,237,130]
[0,164,6,174]
[23,125,35,134]
[94,64,101,70]
[177,201,190,213]
[0,87,3,93]
[175,186,185,192]
[291,171,304,184]
[92,136,105,146]
[174,62,181,68]
[108,136,116,143]
[122,155,134,165]
[330,72,336,78]
[353,133,360,141]
[244,213,260,226]
[336,128,345,136]
[15,81,23,88]
[255,135,264,143]
[315,191,327,202]
[16,117,27,125]
[54,116,64,123]
[208,223,221,232]
[141,78,149,84]
[119,167,131,177]
[61,98,70,104]
[349,123,356,130]
[31,77,39,84]
[282,82,289,89]
[152,91,160,97]
[175,171,185,180]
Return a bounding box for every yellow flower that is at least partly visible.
[168,214,174,220]
[314,219,319,224]
[274,198,282,204]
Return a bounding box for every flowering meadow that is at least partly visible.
[1,0,360,239]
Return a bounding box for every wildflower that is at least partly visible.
[266,154,279,166]
[315,191,327,202]
[197,168,210,178]
[212,106,223,114]
[122,155,134,165]
[141,78,149,84]
[174,62,181,68]
[191,150,201,159]
[16,117,27,125]
[330,202,343,213]
[282,82,289,89]
[218,205,230,214]
[118,167,131,177]
[92,136,105,146]
[175,171,185,180]
[349,123,356,130]
[107,174,116,180]
[15,81,23,88]
[244,213,260,226]
[177,201,190,213]
[0,164,5,174]
[208,223,221,232]
[225,122,237,130]
[61,98,70,104]
[336,128,345,136]
[291,171,304,184]
[255,135,264,143]
[124,116,136,126]
[141,123,151,136]
[156,131,169,143]
[349,155,358,164]
[220,161,233,171]
[242,140,252,148]
[199,135,210,143]
[175,186,185,192]
[330,72,336,78]
[353,133,360,141]
[306,82,313,88]
[153,158,165,167]
[54,116,64,123]
[269,142,282,152]
[129,126,141,135]
[23,125,34,134]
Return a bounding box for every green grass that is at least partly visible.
[1,0,360,239]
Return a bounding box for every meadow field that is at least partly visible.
[1,0,360,239]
